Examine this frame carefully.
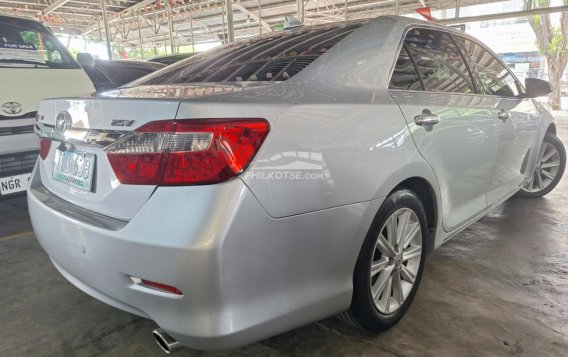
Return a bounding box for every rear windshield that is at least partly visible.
[0,16,80,69]
[132,21,364,86]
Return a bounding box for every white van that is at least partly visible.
[0,15,94,197]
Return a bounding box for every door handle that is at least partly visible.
[497,108,510,122]
[414,109,440,131]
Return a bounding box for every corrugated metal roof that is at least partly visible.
[0,0,528,47]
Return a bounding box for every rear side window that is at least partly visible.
[389,46,422,91]
[132,22,364,85]
[403,28,475,94]
[0,16,79,69]
[456,36,520,97]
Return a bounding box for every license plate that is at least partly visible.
[0,173,31,195]
[52,149,95,191]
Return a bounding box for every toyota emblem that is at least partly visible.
[55,111,72,135]
[2,102,23,115]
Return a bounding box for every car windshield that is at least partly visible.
[131,21,365,86]
[0,16,80,69]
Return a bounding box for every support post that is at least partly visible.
[166,0,175,54]
[455,0,460,19]
[225,0,234,42]
[395,0,399,16]
[101,0,112,59]
[297,0,304,22]
[258,0,262,34]
[344,0,348,20]
[221,0,227,43]
[137,13,144,60]
[190,13,195,53]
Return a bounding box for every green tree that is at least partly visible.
[20,31,39,47]
[526,0,568,109]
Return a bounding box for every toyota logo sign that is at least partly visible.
[55,111,72,135]
[2,102,23,115]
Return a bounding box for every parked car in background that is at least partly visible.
[76,53,165,91]
[148,53,195,65]
[29,16,565,352]
[0,15,94,198]
[560,79,568,96]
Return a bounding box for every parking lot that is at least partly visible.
[0,116,566,357]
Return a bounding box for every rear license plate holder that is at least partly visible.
[52,149,95,191]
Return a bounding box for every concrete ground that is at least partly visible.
[1,114,567,357]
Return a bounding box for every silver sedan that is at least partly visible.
[29,16,565,352]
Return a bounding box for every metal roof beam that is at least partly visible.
[232,2,272,32]
[81,0,158,35]
[437,4,568,25]
[42,0,73,16]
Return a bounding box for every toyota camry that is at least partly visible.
[28,16,566,352]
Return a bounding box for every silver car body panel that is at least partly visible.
[29,169,382,349]
[486,97,541,205]
[390,91,500,231]
[28,15,556,350]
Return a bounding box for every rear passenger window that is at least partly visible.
[404,28,475,94]
[456,37,520,97]
[389,46,422,91]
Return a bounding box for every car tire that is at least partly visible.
[345,188,428,332]
[517,132,566,198]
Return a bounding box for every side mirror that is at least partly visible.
[76,52,95,67]
[524,78,553,98]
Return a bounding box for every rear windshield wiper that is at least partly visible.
[0,59,49,67]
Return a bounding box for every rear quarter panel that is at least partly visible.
[176,90,440,220]
[173,16,444,221]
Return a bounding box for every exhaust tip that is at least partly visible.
[152,328,182,354]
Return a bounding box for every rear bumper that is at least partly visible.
[28,162,377,350]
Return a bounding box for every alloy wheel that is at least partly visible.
[370,208,422,314]
[524,142,561,193]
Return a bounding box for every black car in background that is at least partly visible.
[77,53,165,91]
[148,53,195,65]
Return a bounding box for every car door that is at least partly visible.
[456,36,541,205]
[389,28,500,232]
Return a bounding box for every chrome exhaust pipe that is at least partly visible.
[152,328,182,354]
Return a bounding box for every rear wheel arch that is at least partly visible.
[343,188,428,331]
[546,123,557,136]
[392,177,438,255]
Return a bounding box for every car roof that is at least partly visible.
[150,53,193,61]
[282,15,474,89]
[0,14,41,24]
[373,15,482,44]
[129,16,488,91]
[94,59,166,70]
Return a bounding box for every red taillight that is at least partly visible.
[39,139,51,160]
[141,279,183,295]
[106,119,270,185]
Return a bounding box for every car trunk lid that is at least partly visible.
[35,83,273,220]
[36,97,182,220]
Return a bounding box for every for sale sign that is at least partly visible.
[0,42,46,64]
